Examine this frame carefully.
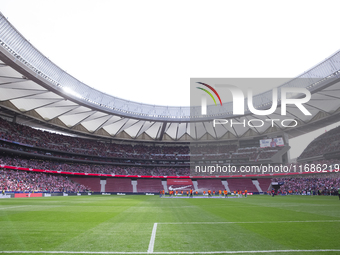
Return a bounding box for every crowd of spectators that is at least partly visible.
[2,165,339,194]
[190,147,280,161]
[1,153,340,194]
[0,118,190,160]
[2,152,340,178]
[0,168,88,192]
[0,142,190,165]
[0,155,190,176]
[257,149,279,160]
[0,118,285,165]
[2,109,340,194]
[274,173,340,195]
[190,144,238,154]
[298,126,340,159]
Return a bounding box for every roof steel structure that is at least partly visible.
[1,12,340,142]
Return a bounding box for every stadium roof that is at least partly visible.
[1,12,340,142]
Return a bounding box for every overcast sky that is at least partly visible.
[1,0,340,159]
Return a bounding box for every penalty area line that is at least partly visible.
[147,223,158,253]
[1,249,340,254]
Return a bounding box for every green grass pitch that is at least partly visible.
[0,195,340,255]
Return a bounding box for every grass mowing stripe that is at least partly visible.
[158,220,340,224]
[1,249,340,254]
[0,205,30,210]
[147,223,158,253]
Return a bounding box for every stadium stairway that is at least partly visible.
[192,180,199,191]
[131,180,137,193]
[100,179,106,192]
[162,180,168,192]
[251,179,263,193]
[221,180,231,192]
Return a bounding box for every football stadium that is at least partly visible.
[1,2,340,255]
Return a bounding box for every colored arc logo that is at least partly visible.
[196,82,223,106]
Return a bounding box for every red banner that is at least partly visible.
[0,164,336,179]
[14,193,42,198]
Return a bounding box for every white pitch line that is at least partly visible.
[1,249,340,254]
[158,220,340,225]
[147,223,158,253]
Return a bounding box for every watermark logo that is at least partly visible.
[196,82,222,115]
[198,83,311,117]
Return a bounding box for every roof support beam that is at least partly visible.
[157,122,167,141]
[93,116,116,133]
[47,106,81,123]
[71,111,97,128]
[22,99,65,112]
[0,91,47,102]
